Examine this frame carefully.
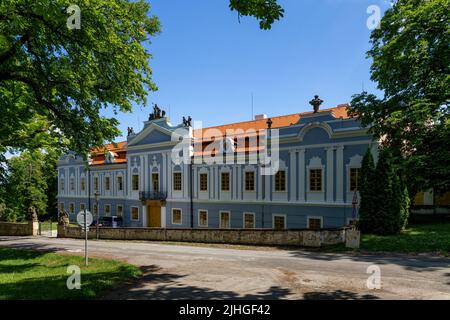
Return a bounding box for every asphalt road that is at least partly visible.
[1,236,449,300]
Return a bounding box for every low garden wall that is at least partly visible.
[57,225,351,247]
[0,222,39,236]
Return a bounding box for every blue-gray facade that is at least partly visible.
[57,106,378,230]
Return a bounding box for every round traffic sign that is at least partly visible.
[77,211,93,227]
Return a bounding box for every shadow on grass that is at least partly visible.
[0,248,140,300]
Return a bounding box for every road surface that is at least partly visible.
[1,236,449,300]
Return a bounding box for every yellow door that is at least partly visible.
[147,204,161,227]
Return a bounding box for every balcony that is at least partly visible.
[139,191,168,202]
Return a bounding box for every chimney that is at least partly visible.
[254,114,267,120]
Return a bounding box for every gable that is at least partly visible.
[132,129,173,146]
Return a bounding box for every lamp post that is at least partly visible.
[94,191,100,240]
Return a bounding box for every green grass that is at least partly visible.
[326,223,450,255]
[360,223,450,255]
[39,221,58,232]
[0,248,142,299]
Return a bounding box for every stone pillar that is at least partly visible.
[29,221,39,236]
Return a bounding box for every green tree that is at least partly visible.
[349,0,450,196]
[0,0,284,170]
[358,148,376,233]
[1,151,51,221]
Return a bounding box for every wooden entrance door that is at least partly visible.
[147,202,161,227]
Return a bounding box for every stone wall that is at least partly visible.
[0,222,38,236]
[57,225,349,247]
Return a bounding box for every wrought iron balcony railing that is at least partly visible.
[139,191,168,202]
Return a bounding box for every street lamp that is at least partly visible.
[94,191,100,240]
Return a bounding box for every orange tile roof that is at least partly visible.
[89,104,350,164]
[193,104,349,139]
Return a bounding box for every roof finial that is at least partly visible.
[309,95,323,113]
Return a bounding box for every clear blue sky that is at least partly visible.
[107,0,390,141]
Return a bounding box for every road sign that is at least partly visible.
[77,211,93,227]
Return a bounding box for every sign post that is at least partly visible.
[77,210,93,266]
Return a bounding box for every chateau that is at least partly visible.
[57,98,378,230]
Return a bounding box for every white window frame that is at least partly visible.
[105,176,111,191]
[219,210,231,229]
[272,214,287,230]
[199,172,209,192]
[69,202,75,214]
[104,204,111,217]
[273,169,287,193]
[172,171,182,191]
[117,175,124,191]
[307,216,323,229]
[347,166,362,192]
[242,212,255,229]
[244,170,256,192]
[130,206,140,221]
[116,205,124,217]
[171,208,183,225]
[197,209,208,228]
[151,172,160,192]
[80,177,86,192]
[220,171,231,192]
[80,203,86,212]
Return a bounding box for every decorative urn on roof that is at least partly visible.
[309,95,324,113]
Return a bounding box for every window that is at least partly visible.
[59,202,65,212]
[200,173,208,191]
[81,177,86,191]
[93,204,98,216]
[132,174,139,191]
[105,177,110,191]
[220,211,230,229]
[308,217,322,230]
[198,210,208,227]
[152,173,159,191]
[350,168,361,191]
[131,207,139,220]
[94,177,99,191]
[60,178,65,191]
[69,203,75,214]
[309,169,322,191]
[104,204,111,217]
[117,205,123,217]
[245,171,255,191]
[221,172,230,191]
[243,213,255,229]
[172,208,182,224]
[70,177,75,191]
[80,203,86,212]
[273,215,286,230]
[275,170,286,191]
[173,172,182,191]
[117,176,123,191]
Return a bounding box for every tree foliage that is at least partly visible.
[358,148,376,233]
[229,0,284,30]
[0,150,58,222]
[360,149,410,235]
[0,0,161,159]
[349,0,450,195]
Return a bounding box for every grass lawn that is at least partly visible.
[39,221,58,232]
[359,223,450,255]
[0,248,142,299]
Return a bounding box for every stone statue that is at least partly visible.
[127,127,135,136]
[148,104,166,121]
[58,210,70,226]
[309,95,324,113]
[182,116,192,127]
[266,118,273,129]
[28,206,38,222]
